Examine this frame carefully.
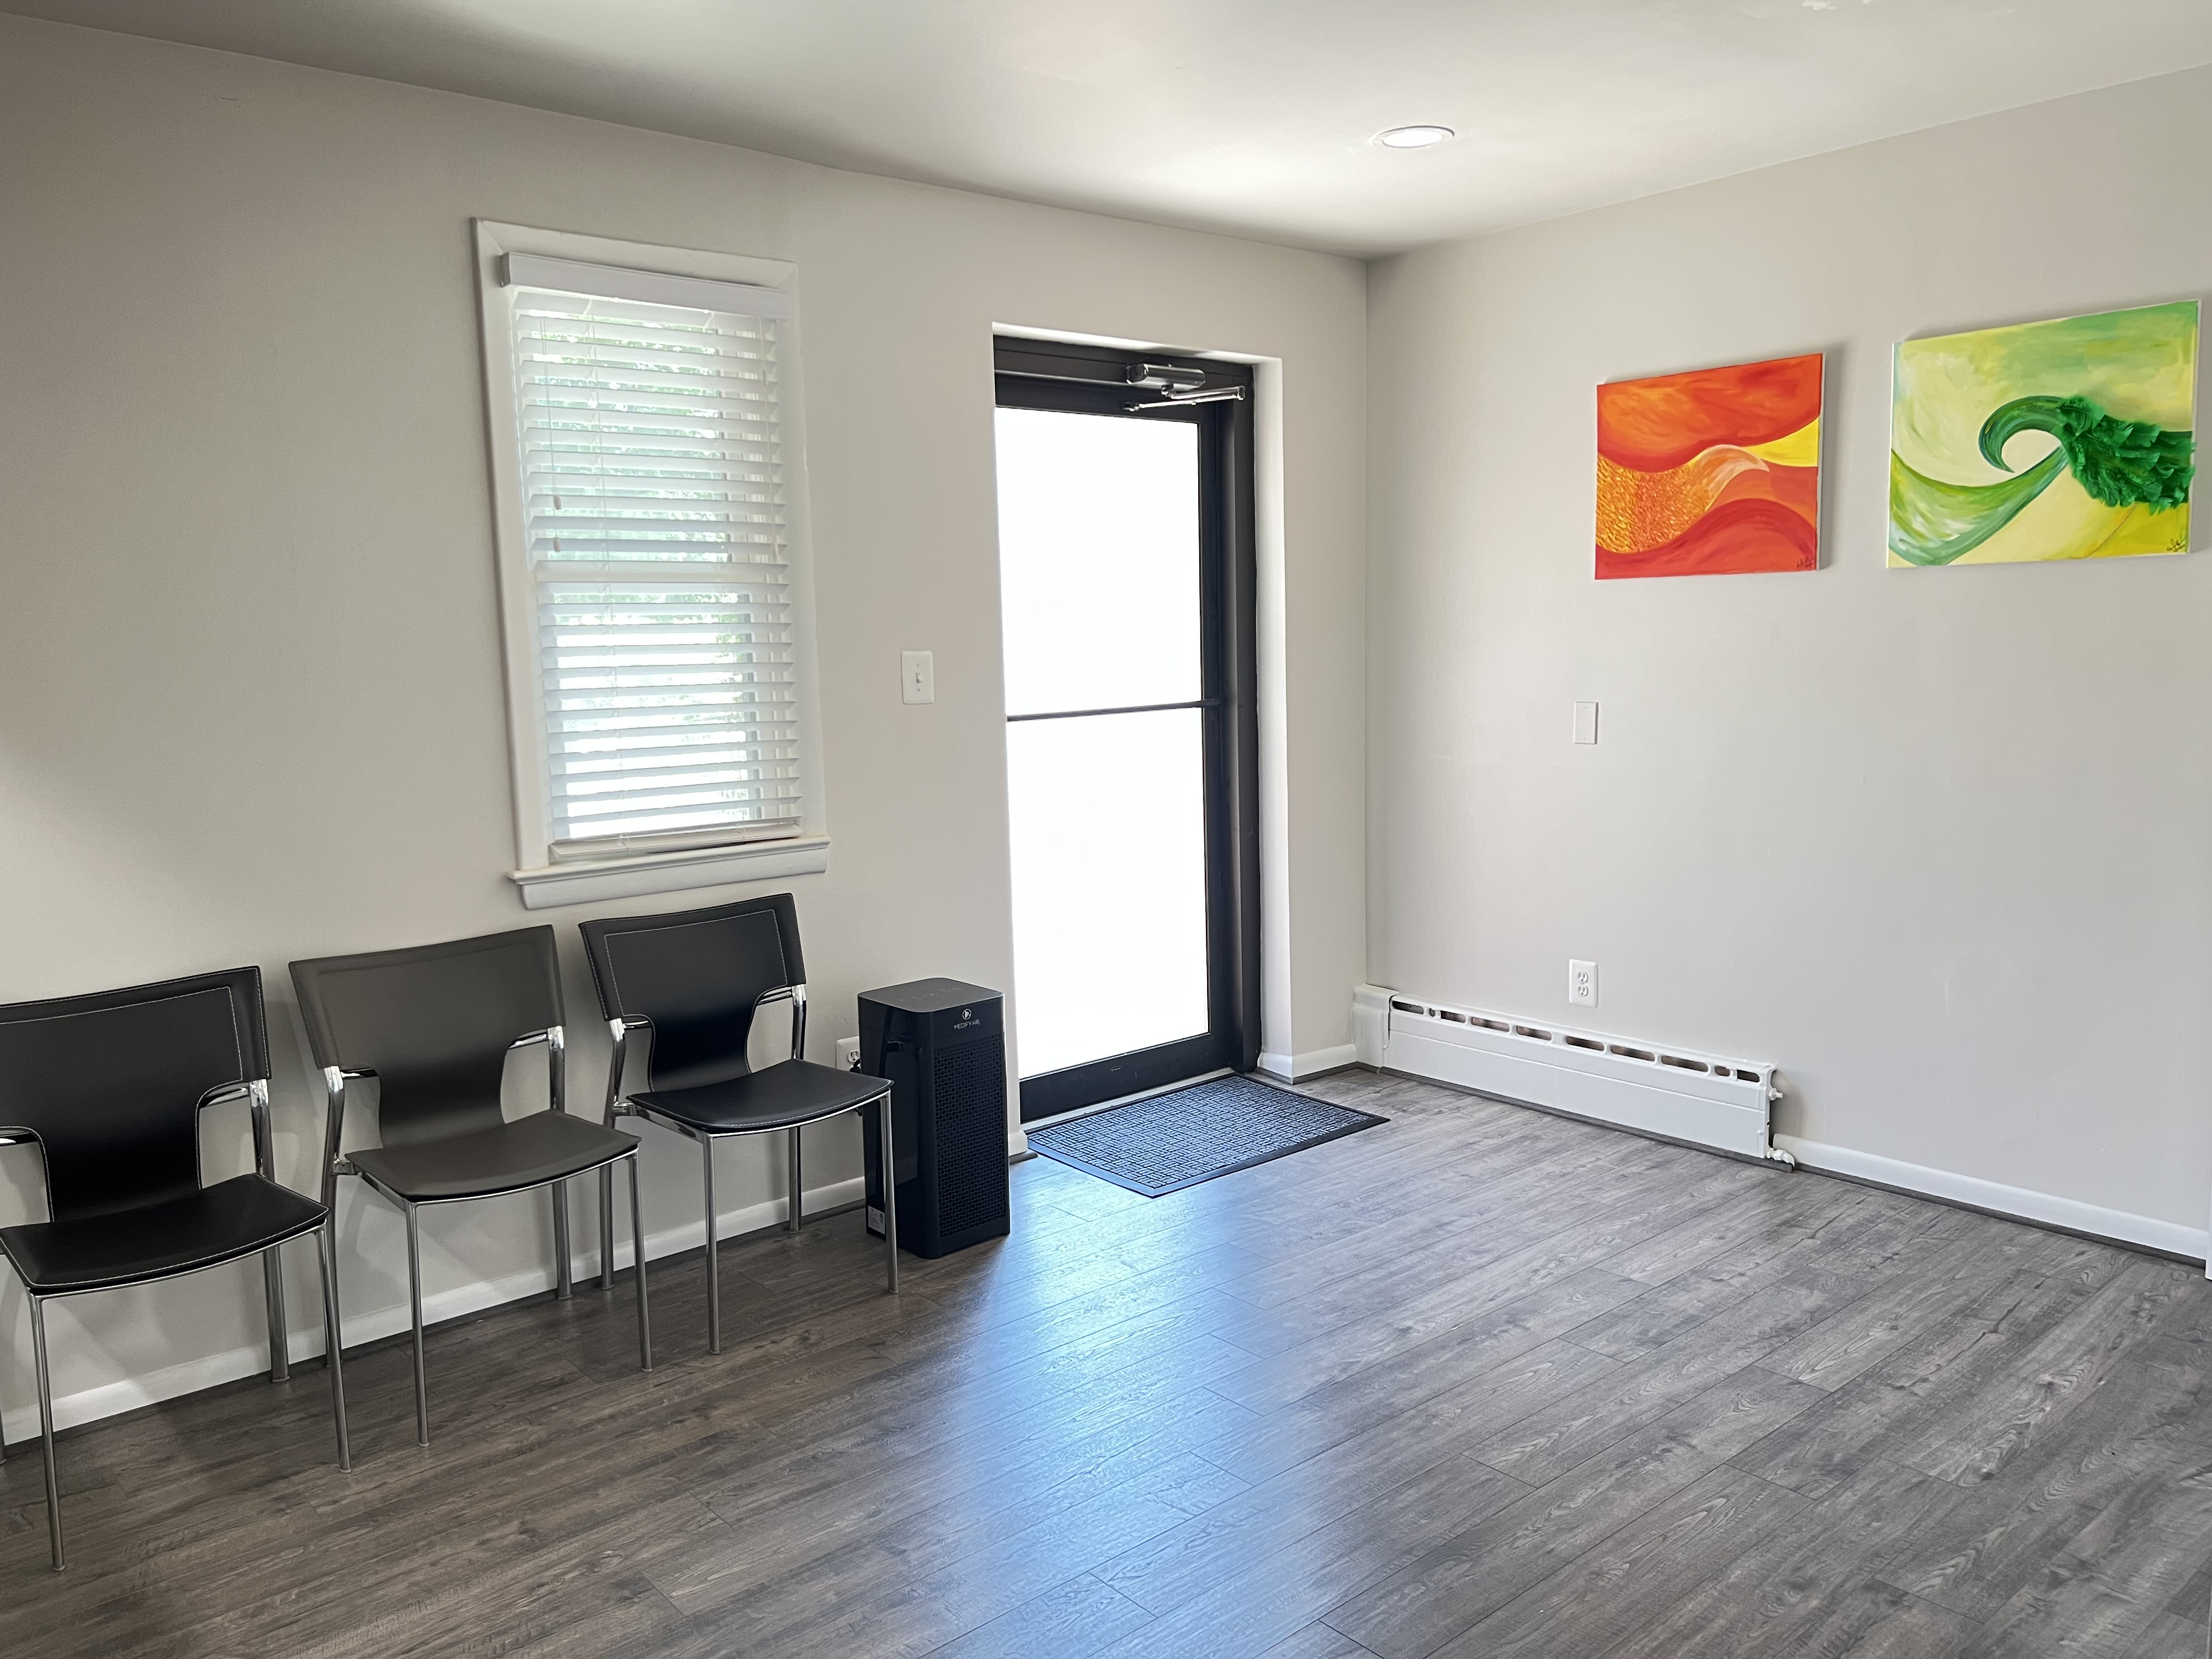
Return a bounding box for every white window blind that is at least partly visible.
[504,268,801,860]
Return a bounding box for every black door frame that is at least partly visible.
[994,337,1261,1122]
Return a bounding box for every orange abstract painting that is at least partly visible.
[1596,353,1822,578]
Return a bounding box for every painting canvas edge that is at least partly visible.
[1593,349,1825,580]
[1886,300,2199,569]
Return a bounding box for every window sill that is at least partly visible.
[507,836,830,910]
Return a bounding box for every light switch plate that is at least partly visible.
[901,650,935,704]
[1572,701,1599,744]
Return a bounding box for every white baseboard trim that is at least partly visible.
[4,1176,864,1444]
[1256,1044,1360,1084]
[1773,1135,2208,1265]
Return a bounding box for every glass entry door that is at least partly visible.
[994,341,1258,1122]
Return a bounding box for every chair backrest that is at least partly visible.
[0,968,268,1224]
[578,894,805,1092]
[289,928,562,1148]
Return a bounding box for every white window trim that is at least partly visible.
[472,221,830,908]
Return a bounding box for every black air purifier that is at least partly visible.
[861,978,1011,1258]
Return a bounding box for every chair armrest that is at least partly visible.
[495,1024,570,1111]
[317,1066,373,1207]
[194,1078,283,1183]
[754,984,809,1063]
[603,1017,649,1123]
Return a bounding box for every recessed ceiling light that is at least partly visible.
[1376,125,1454,149]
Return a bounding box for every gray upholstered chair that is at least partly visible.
[578,894,897,1355]
[289,927,650,1446]
[0,967,347,1570]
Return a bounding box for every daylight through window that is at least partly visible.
[506,272,799,859]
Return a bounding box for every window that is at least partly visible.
[511,271,794,853]
[475,227,825,907]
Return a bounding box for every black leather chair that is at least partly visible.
[579,894,898,1353]
[0,968,347,1571]
[289,927,651,1446]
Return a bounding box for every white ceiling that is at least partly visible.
[11,0,2212,255]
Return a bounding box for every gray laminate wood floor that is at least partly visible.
[4,1070,2211,1658]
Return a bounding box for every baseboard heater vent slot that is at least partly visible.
[1380,994,1787,1165]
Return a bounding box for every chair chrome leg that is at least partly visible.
[552,1177,574,1302]
[787,1124,803,1233]
[600,1164,617,1292]
[262,1243,291,1383]
[628,1154,653,1371]
[702,1138,721,1355]
[316,1220,352,1471]
[30,1295,63,1570]
[877,1094,899,1295]
[404,1203,430,1447]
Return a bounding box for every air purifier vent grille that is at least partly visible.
[934,1040,1009,1235]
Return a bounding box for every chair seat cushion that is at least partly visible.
[351,1111,638,1203]
[0,1173,326,1295]
[633,1059,891,1135]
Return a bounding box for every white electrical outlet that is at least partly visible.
[1568,960,1598,1007]
[901,650,935,704]
[834,1036,861,1071]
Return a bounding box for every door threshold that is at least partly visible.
[1020,1067,1234,1131]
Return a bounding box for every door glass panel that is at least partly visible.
[1005,709,1209,1077]
[995,408,1200,717]
[996,402,1211,1084]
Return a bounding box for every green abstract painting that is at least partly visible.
[1889,301,2197,567]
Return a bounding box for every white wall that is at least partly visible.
[0,15,1366,1434]
[1368,66,2212,1250]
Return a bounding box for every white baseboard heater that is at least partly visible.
[1372,990,1791,1166]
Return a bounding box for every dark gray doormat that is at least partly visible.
[1026,1074,1387,1197]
